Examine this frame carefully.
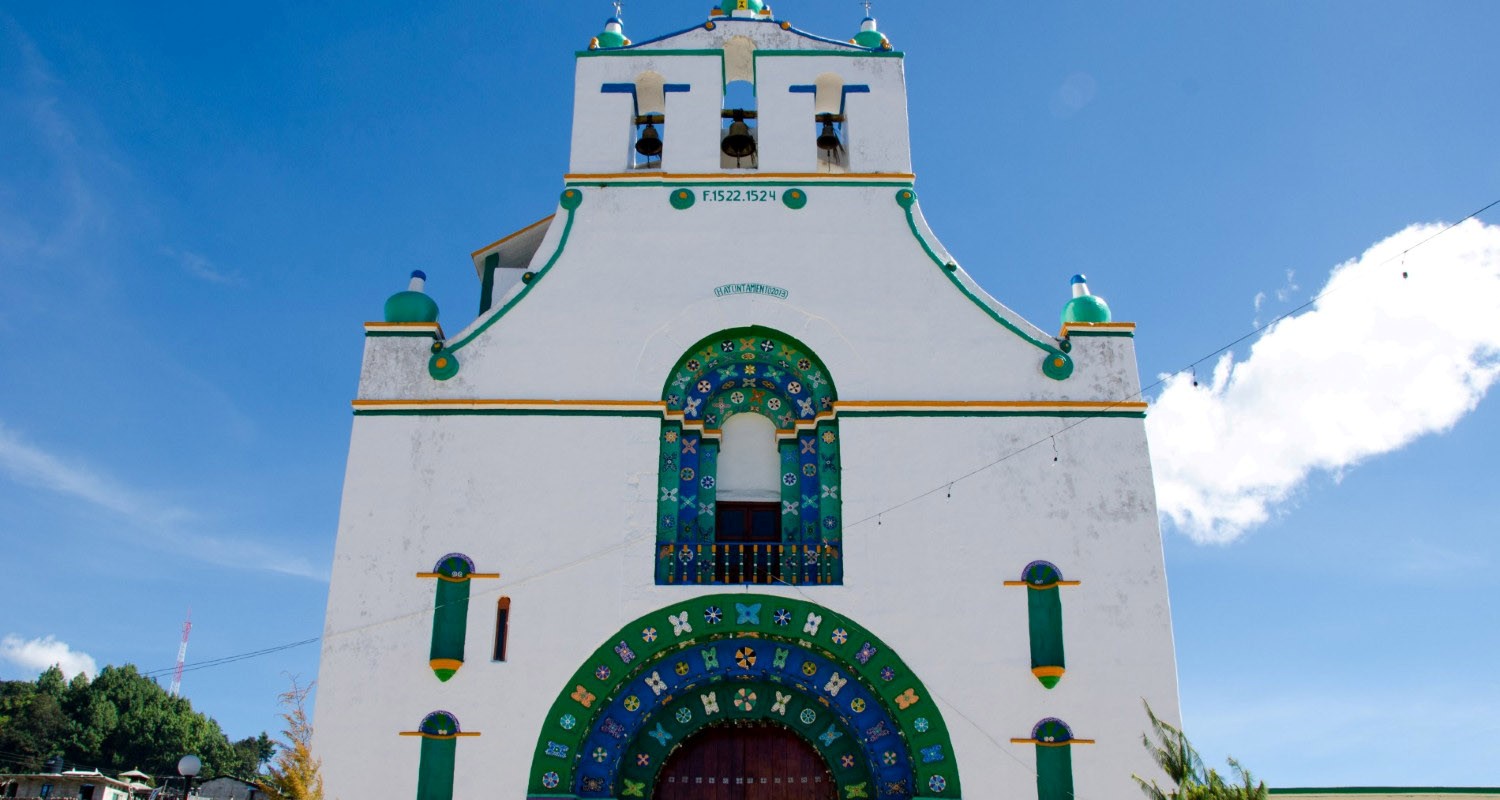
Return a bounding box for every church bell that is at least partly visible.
[635,123,662,157]
[720,109,757,160]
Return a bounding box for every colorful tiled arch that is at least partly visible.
[527,593,960,799]
[1003,560,1080,689]
[416,554,499,681]
[656,327,843,584]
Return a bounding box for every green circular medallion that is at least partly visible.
[782,188,808,210]
[429,351,460,381]
[895,188,917,208]
[559,188,583,210]
[669,188,696,210]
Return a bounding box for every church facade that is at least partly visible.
[315,5,1181,799]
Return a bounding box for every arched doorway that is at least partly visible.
[655,722,835,800]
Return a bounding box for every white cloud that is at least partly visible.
[0,422,187,525]
[1,634,98,680]
[0,422,326,580]
[1147,220,1500,542]
[162,246,243,285]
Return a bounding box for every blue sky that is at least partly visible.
[2,0,1498,788]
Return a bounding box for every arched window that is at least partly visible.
[656,327,841,585]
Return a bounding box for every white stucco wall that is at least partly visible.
[317,13,1179,800]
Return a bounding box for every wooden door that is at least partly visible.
[654,722,836,800]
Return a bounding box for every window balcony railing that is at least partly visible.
[658,542,842,585]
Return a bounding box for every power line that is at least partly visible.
[99,195,1494,693]
[844,195,1499,532]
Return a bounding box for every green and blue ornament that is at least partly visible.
[1060,273,1112,325]
[416,554,499,681]
[385,270,439,323]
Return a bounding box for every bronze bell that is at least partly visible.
[635,123,663,157]
[817,121,842,153]
[720,110,757,159]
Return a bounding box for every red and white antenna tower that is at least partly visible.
[170,608,192,697]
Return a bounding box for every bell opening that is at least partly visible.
[815,112,847,172]
[720,80,759,169]
[633,114,664,169]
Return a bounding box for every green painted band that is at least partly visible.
[366,331,441,338]
[444,194,579,355]
[355,408,1144,420]
[566,180,913,189]
[835,410,1146,419]
[575,49,904,59]
[1066,330,1134,338]
[354,409,662,418]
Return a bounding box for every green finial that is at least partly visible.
[853,10,888,49]
[720,0,766,14]
[1060,273,1112,325]
[594,8,629,49]
[384,270,440,323]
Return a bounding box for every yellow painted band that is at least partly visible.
[470,214,557,260]
[1032,666,1066,678]
[838,400,1146,410]
[429,658,464,671]
[1009,738,1096,746]
[364,399,664,408]
[416,572,501,581]
[399,731,482,739]
[1002,580,1082,590]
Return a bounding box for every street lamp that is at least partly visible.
[177,754,201,799]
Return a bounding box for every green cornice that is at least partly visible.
[575,48,903,58]
[563,178,912,188]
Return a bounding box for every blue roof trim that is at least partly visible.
[582,15,871,52]
[600,83,635,93]
[664,84,691,93]
[611,21,719,49]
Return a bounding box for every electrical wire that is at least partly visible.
[116,196,1497,703]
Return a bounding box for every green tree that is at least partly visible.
[0,672,70,771]
[0,664,270,779]
[1134,703,1267,800]
[231,732,277,777]
[259,678,323,800]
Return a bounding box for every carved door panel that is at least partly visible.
[654,723,836,800]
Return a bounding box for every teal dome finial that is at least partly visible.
[384,270,440,323]
[592,15,629,49]
[1061,273,1111,325]
[852,5,889,49]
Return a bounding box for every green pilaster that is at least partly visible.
[779,438,800,532]
[817,421,841,583]
[1036,744,1074,800]
[417,737,457,800]
[1028,586,1065,688]
[657,424,682,583]
[699,439,719,540]
[429,578,470,682]
[478,252,499,314]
